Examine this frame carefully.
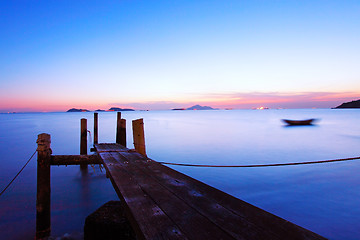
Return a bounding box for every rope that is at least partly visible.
[0,150,37,197]
[158,156,360,168]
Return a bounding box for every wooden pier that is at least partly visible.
[35,113,327,240]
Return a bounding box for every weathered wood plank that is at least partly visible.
[98,151,187,240]
[107,151,235,240]
[119,151,325,240]
[50,154,102,166]
[95,143,327,240]
[113,152,278,240]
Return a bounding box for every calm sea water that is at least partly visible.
[0,109,359,240]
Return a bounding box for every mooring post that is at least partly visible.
[116,112,127,147]
[118,119,126,147]
[36,133,52,239]
[116,112,122,144]
[94,113,98,145]
[80,118,87,169]
[132,118,146,156]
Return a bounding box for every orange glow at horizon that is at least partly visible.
[0,91,359,112]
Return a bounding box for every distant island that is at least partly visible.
[108,107,135,111]
[66,107,135,112]
[67,108,90,112]
[334,99,360,108]
[172,105,216,110]
[186,105,216,110]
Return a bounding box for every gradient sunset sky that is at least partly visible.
[1,0,359,112]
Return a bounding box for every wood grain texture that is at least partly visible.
[36,133,52,239]
[51,154,101,165]
[132,119,146,156]
[95,143,327,240]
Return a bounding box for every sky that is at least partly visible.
[0,0,359,112]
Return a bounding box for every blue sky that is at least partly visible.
[0,0,359,111]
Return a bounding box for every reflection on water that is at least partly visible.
[0,109,360,240]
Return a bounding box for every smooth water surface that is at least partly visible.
[0,109,359,239]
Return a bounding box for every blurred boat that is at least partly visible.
[282,119,316,125]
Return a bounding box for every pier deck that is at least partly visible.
[95,143,326,240]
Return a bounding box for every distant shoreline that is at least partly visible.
[333,99,360,109]
[3,108,360,114]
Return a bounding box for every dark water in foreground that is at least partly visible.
[0,109,359,240]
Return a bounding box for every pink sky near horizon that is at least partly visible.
[0,91,358,112]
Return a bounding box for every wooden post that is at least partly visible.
[132,118,146,156]
[94,113,98,145]
[119,119,126,147]
[36,133,51,239]
[80,118,87,169]
[116,112,121,144]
